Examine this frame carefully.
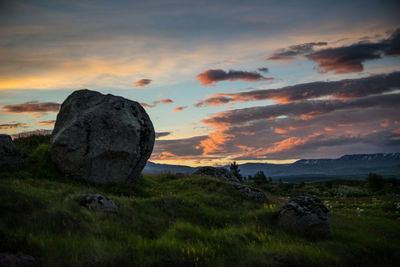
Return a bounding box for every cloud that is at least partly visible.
[306,29,400,74]
[133,78,152,87]
[267,42,327,61]
[153,99,173,104]
[2,101,60,114]
[152,135,208,158]
[140,98,173,108]
[0,122,27,129]
[173,106,188,112]
[196,92,400,158]
[155,132,171,139]
[37,120,56,126]
[196,69,274,86]
[201,93,400,127]
[257,67,269,73]
[195,71,400,107]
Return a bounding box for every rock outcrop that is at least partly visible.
[193,166,240,183]
[193,166,268,202]
[231,182,268,202]
[50,89,155,184]
[276,195,333,238]
[0,135,23,167]
[80,194,118,213]
[0,251,35,267]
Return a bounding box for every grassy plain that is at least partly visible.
[0,136,399,266]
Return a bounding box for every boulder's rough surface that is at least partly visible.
[193,166,240,183]
[231,182,268,202]
[50,89,155,184]
[0,252,35,267]
[0,135,23,167]
[80,194,118,213]
[277,195,333,238]
[193,166,268,202]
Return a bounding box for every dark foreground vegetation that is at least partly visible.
[1,136,400,266]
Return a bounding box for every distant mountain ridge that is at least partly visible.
[144,153,400,181]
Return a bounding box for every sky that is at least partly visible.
[1,0,400,166]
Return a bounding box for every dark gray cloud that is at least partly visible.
[153,135,207,157]
[155,132,171,139]
[2,101,60,113]
[202,93,400,126]
[195,71,400,107]
[267,42,327,61]
[306,28,400,73]
[196,69,274,86]
[257,67,269,73]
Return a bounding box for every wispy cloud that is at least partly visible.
[140,98,173,108]
[196,69,274,86]
[133,78,152,87]
[257,67,269,73]
[0,122,28,129]
[173,106,188,112]
[2,101,60,114]
[196,92,400,158]
[267,42,327,61]
[37,120,56,126]
[195,71,400,107]
[155,131,171,139]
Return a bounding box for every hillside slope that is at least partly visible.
[0,136,399,266]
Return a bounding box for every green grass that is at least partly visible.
[0,136,399,266]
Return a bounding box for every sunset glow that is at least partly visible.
[1,0,400,166]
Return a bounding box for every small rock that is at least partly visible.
[193,166,240,183]
[193,166,268,202]
[0,251,35,267]
[80,194,118,213]
[0,135,23,167]
[231,182,268,202]
[277,195,333,238]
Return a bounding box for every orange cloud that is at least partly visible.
[392,128,400,134]
[155,99,173,104]
[133,78,152,87]
[196,131,233,155]
[173,106,187,112]
[0,123,27,129]
[380,119,390,127]
[37,120,56,126]
[140,98,173,108]
[159,151,176,159]
[274,126,296,134]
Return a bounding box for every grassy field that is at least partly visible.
[1,136,400,266]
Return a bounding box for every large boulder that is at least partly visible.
[0,135,23,167]
[277,195,333,238]
[50,89,155,184]
[193,166,240,183]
